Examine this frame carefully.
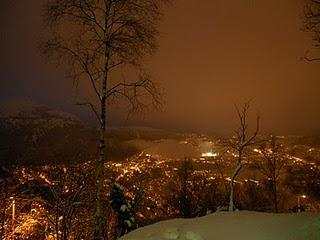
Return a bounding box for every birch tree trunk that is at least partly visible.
[228,154,242,212]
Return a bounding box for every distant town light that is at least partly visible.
[225,177,231,182]
[232,153,239,158]
[253,148,262,154]
[201,152,218,157]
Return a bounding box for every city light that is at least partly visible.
[201,152,218,157]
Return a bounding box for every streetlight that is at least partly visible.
[297,195,307,213]
[9,197,15,233]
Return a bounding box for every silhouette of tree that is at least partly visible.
[41,1,169,238]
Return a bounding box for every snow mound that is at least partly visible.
[163,227,180,239]
[119,211,320,240]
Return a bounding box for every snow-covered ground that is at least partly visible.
[120,211,320,240]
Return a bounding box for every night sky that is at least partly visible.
[1,0,319,135]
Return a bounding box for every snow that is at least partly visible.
[120,204,128,212]
[119,211,320,240]
[115,182,124,190]
[125,219,133,228]
[0,99,41,117]
[0,99,79,123]
[163,228,180,239]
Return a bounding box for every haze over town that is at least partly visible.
[1,0,320,135]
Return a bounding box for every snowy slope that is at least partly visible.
[0,100,96,165]
[120,211,320,240]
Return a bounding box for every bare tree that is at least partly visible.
[0,169,16,240]
[0,180,9,240]
[228,102,260,211]
[214,149,232,199]
[303,0,320,61]
[176,159,194,218]
[258,136,286,213]
[41,1,169,239]
[170,159,210,218]
[45,169,85,240]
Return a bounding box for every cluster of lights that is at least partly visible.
[201,152,218,158]
[6,135,319,237]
